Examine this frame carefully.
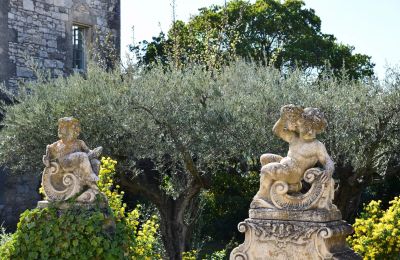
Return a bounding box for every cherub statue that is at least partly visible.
[42,117,102,197]
[251,105,335,209]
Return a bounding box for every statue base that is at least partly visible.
[249,208,342,222]
[37,200,107,210]
[230,209,361,260]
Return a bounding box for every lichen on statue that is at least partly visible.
[251,104,336,210]
[232,106,359,260]
[41,117,103,203]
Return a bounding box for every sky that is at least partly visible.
[121,0,400,79]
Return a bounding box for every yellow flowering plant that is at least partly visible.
[98,157,161,259]
[0,157,161,259]
[348,196,400,259]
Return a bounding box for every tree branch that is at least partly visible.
[131,104,205,186]
[119,171,162,208]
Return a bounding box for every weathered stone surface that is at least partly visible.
[41,117,103,204]
[0,0,14,86]
[22,0,35,11]
[0,0,120,232]
[251,105,335,211]
[37,200,107,210]
[0,0,120,87]
[231,105,360,259]
[249,208,342,222]
[0,169,41,232]
[230,219,360,260]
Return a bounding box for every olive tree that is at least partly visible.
[0,62,399,259]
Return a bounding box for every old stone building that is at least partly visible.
[0,0,120,86]
[0,0,120,230]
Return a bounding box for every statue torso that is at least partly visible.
[49,140,83,160]
[286,137,319,171]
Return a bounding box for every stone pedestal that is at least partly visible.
[37,200,107,210]
[232,105,362,259]
[230,209,361,260]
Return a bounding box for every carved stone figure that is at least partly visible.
[251,104,336,210]
[230,105,361,260]
[41,117,103,203]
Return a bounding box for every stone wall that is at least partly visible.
[0,0,15,86]
[0,0,120,87]
[0,0,120,231]
[0,169,41,232]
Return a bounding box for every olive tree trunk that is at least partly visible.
[158,193,199,260]
[119,160,202,260]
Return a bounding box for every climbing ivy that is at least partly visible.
[0,157,160,259]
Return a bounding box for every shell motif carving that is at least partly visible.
[251,105,336,211]
[42,162,81,201]
[41,117,103,204]
[270,168,325,210]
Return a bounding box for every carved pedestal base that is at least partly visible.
[230,214,361,260]
[37,199,107,210]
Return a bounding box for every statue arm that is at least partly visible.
[43,145,52,167]
[79,140,91,153]
[80,140,103,159]
[318,142,334,182]
[272,118,295,143]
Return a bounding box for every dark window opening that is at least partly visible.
[72,25,85,70]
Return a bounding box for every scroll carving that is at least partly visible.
[41,117,103,203]
[251,105,336,211]
[231,105,361,260]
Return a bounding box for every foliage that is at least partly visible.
[0,61,399,258]
[206,249,227,259]
[196,167,259,255]
[90,31,120,71]
[0,207,130,259]
[348,197,400,259]
[182,249,226,260]
[0,226,11,247]
[0,157,160,259]
[98,157,126,220]
[99,157,161,258]
[132,0,374,79]
[182,250,197,260]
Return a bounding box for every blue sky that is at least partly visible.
[121,0,400,79]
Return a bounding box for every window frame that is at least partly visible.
[72,24,90,71]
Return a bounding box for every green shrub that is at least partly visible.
[182,249,226,260]
[0,206,131,259]
[0,61,399,257]
[0,157,161,259]
[0,226,11,247]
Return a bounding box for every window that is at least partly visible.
[72,25,86,70]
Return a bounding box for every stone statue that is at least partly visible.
[251,104,336,210]
[41,117,103,203]
[230,105,361,260]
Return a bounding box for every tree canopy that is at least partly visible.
[0,61,399,258]
[132,0,374,80]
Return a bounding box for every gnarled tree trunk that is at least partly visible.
[158,193,199,260]
[334,165,370,223]
[119,157,203,260]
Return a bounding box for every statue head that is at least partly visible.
[58,117,80,142]
[280,104,303,132]
[298,108,327,140]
